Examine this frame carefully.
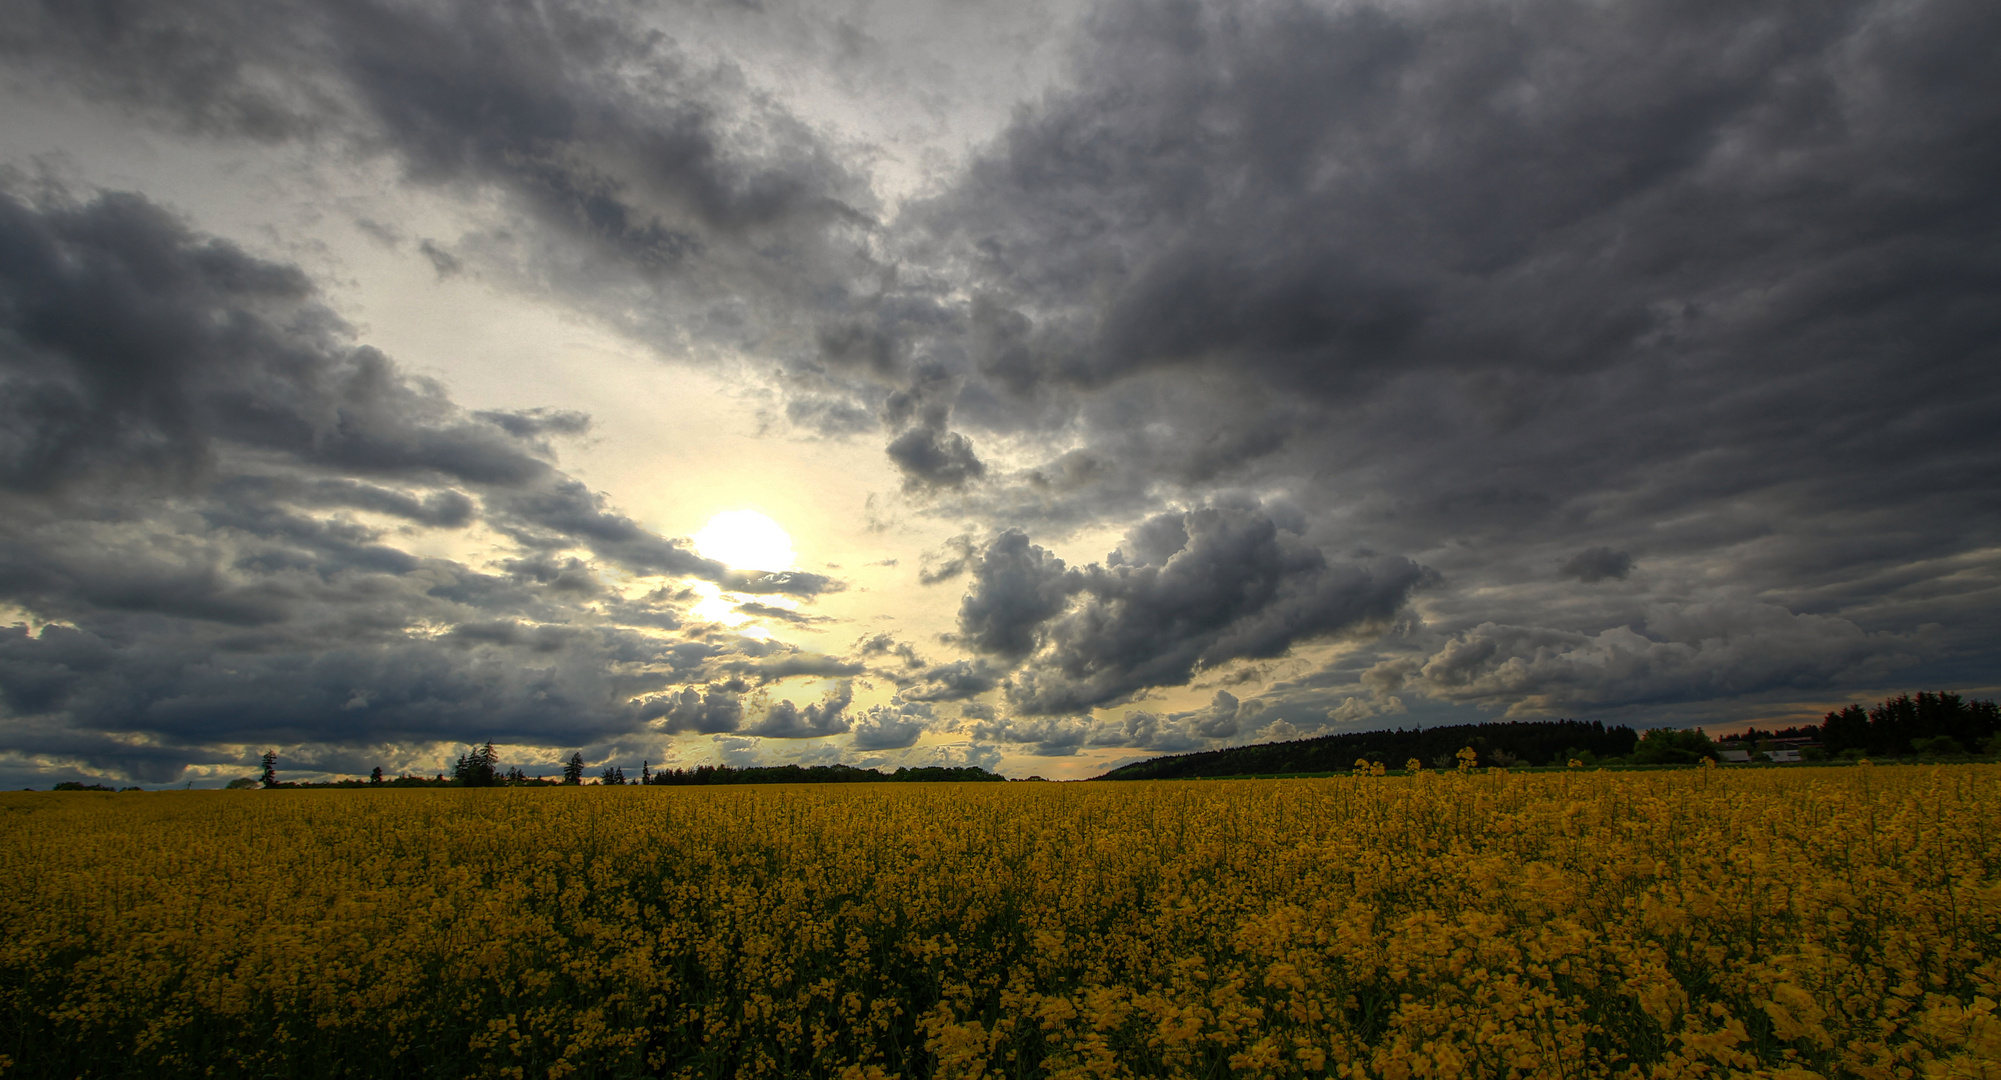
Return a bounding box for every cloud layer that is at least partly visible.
[1,0,1997,781]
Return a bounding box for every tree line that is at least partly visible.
[228,745,1008,788]
[1094,689,2001,780]
[1737,691,2001,757]
[1096,719,1643,780]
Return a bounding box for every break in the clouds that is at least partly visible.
[0,0,1996,783]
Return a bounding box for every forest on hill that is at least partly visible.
[1094,690,2001,780]
[1094,719,1638,780]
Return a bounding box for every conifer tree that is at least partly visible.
[563,752,585,785]
[453,742,497,787]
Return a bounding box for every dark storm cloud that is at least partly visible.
[917,0,2001,403]
[952,530,1076,658]
[952,503,1432,714]
[0,187,843,780]
[0,184,834,596]
[643,686,745,736]
[1561,548,1634,584]
[9,0,2001,772]
[285,479,478,529]
[0,187,575,494]
[885,426,987,492]
[0,618,695,754]
[4,0,880,353]
[1392,603,1915,716]
[875,0,2001,736]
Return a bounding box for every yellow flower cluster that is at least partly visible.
[2,766,1997,1078]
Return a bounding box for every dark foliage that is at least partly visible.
[1820,692,2000,756]
[643,763,1006,786]
[1723,724,1823,744]
[1093,720,1639,780]
[453,743,498,787]
[1628,727,1719,766]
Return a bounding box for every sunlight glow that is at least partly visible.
[688,582,749,627]
[693,509,796,571]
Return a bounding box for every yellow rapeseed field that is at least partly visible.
[2,766,1997,1079]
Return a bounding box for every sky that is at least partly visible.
[1,0,1997,786]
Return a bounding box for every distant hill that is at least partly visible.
[1093,719,1638,780]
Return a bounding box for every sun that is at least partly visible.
[692,509,796,571]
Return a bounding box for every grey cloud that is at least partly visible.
[737,601,834,627]
[713,650,866,686]
[900,0,2001,532]
[644,686,744,735]
[916,0,2000,402]
[918,535,978,585]
[1561,548,1634,584]
[354,217,403,247]
[899,658,1005,703]
[0,617,696,756]
[817,319,907,378]
[953,504,1431,715]
[719,569,843,597]
[1186,690,1243,740]
[9,0,2001,772]
[289,479,477,529]
[5,0,877,296]
[864,0,2001,733]
[0,187,567,493]
[1079,710,1190,753]
[968,714,1090,757]
[0,183,838,597]
[0,188,842,780]
[501,554,599,595]
[849,699,933,750]
[784,393,878,437]
[418,239,463,279]
[474,408,591,441]
[1410,602,1913,715]
[745,681,854,739]
[487,477,839,596]
[857,632,925,670]
[1078,693,1243,755]
[885,426,986,492]
[952,530,1075,658]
